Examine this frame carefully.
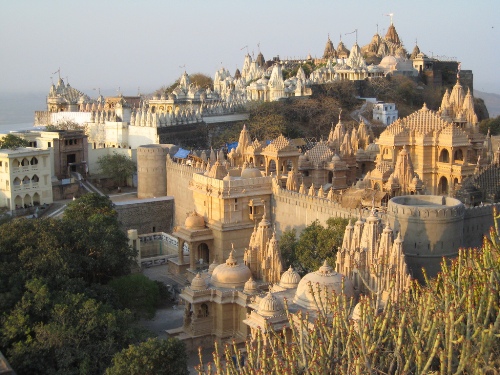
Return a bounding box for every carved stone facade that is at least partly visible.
[366,79,481,196]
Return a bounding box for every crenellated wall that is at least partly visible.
[272,180,364,235]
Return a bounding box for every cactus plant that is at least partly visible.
[196,208,500,374]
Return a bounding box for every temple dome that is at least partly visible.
[185,212,205,229]
[191,273,207,291]
[244,276,258,293]
[241,167,262,179]
[257,292,284,317]
[208,259,218,275]
[379,55,398,68]
[211,250,252,289]
[279,266,301,289]
[293,260,354,310]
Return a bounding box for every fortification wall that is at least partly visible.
[272,182,362,235]
[463,203,500,248]
[387,196,465,281]
[166,158,204,227]
[115,197,173,235]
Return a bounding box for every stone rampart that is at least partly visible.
[272,183,362,236]
[166,157,204,227]
[387,196,465,281]
[115,197,173,235]
[463,203,500,248]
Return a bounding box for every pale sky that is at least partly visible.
[1,0,499,96]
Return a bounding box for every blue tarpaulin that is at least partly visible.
[173,148,190,159]
[226,142,238,151]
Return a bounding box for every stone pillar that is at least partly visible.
[189,243,196,270]
[178,239,184,265]
[128,229,140,266]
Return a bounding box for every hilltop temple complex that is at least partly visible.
[131,77,498,348]
[4,16,497,352]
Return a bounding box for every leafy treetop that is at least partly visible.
[0,134,29,149]
[97,152,136,187]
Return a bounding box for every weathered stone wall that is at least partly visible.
[387,196,465,280]
[272,181,363,236]
[463,203,500,248]
[137,145,168,199]
[52,181,79,200]
[115,197,173,235]
[166,158,204,227]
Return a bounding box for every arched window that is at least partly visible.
[439,149,450,163]
[454,149,463,162]
[30,157,38,165]
[200,303,209,318]
[32,174,39,183]
[13,177,21,186]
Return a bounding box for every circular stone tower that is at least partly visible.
[387,195,465,282]
[137,144,168,199]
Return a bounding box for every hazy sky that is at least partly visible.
[1,0,499,96]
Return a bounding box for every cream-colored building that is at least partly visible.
[367,78,481,196]
[0,147,53,210]
[174,205,414,348]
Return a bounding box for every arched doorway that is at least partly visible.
[438,176,448,195]
[23,194,31,207]
[197,243,209,264]
[14,195,22,208]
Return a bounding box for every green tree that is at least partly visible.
[105,338,189,375]
[278,228,298,270]
[109,274,160,319]
[0,134,29,149]
[0,194,146,374]
[248,113,286,141]
[1,285,144,375]
[478,115,500,135]
[295,217,348,273]
[97,152,136,187]
[62,193,137,284]
[189,73,213,90]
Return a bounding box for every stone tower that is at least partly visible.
[137,144,168,199]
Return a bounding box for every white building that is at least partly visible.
[0,147,53,210]
[373,102,398,125]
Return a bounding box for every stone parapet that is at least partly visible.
[387,196,465,222]
[191,173,272,198]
